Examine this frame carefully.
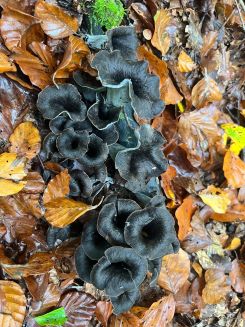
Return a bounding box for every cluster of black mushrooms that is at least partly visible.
[37,26,179,314]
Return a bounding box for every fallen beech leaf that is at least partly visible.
[34,0,79,39]
[0,281,26,327]
[222,123,245,155]
[1,252,54,279]
[202,269,231,304]
[30,41,56,72]
[35,307,67,326]
[141,294,175,327]
[223,150,245,188]
[160,166,177,203]
[175,195,198,241]
[131,306,147,319]
[174,280,193,314]
[191,75,222,109]
[95,301,113,327]
[59,291,96,327]
[199,185,231,214]
[151,9,172,55]
[0,152,26,196]
[229,259,245,293]
[192,262,203,277]
[45,197,100,228]
[32,283,62,315]
[177,50,196,72]
[200,31,218,57]
[0,6,37,50]
[109,312,141,327]
[158,248,190,293]
[9,121,41,160]
[12,47,52,89]
[0,51,16,73]
[43,169,70,205]
[53,35,89,81]
[225,237,241,251]
[5,72,34,89]
[20,23,45,50]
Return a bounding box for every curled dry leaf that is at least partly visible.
[202,269,231,305]
[158,248,190,294]
[30,41,56,72]
[191,75,222,109]
[0,152,27,196]
[223,150,245,188]
[229,259,245,293]
[175,195,198,241]
[43,169,70,205]
[109,312,141,327]
[34,0,79,39]
[177,50,196,73]
[151,9,172,55]
[141,294,175,327]
[9,121,41,160]
[95,301,113,327]
[0,51,16,73]
[20,23,45,50]
[199,185,231,214]
[0,281,26,327]
[160,166,177,204]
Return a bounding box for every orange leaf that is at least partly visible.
[158,248,190,294]
[202,269,231,304]
[12,47,52,89]
[43,169,70,205]
[9,121,41,160]
[30,41,56,72]
[20,23,45,50]
[141,294,175,327]
[0,281,26,327]
[0,51,16,73]
[95,301,113,327]
[211,203,245,222]
[191,75,222,109]
[34,0,79,39]
[175,195,198,241]
[5,72,34,89]
[151,9,172,55]
[223,150,245,188]
[109,312,141,327]
[53,35,89,81]
[161,166,177,202]
[177,50,196,72]
[229,259,245,293]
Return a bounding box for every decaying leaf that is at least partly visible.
[151,9,172,55]
[9,121,41,160]
[109,312,141,327]
[199,185,231,214]
[202,269,231,304]
[0,281,26,327]
[160,166,177,204]
[177,50,196,73]
[223,150,245,188]
[0,51,16,73]
[34,0,79,39]
[30,41,56,72]
[95,301,113,327]
[222,123,245,155]
[141,294,175,327]
[43,169,70,205]
[229,259,245,293]
[191,75,222,109]
[158,248,190,293]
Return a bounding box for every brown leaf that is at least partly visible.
[0,281,26,327]
[151,9,172,55]
[95,301,113,327]
[43,169,70,205]
[22,171,45,194]
[5,71,34,89]
[109,312,141,327]
[34,0,79,39]
[32,283,62,315]
[0,51,16,73]
[223,150,245,188]
[30,41,56,72]
[158,248,190,294]
[175,195,198,241]
[59,291,96,327]
[160,166,177,204]
[130,3,154,31]
[0,6,37,51]
[20,23,45,50]
[12,47,52,89]
[202,269,231,304]
[24,273,49,302]
[211,204,245,222]
[141,294,175,327]
[0,0,36,14]
[174,280,193,314]
[177,50,196,73]
[53,35,89,81]
[191,75,222,109]
[9,121,41,160]
[200,31,218,57]
[229,259,245,293]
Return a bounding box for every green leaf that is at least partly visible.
[221,123,245,155]
[34,307,67,326]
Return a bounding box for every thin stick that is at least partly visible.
[234,0,245,30]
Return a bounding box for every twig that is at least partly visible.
[234,0,245,30]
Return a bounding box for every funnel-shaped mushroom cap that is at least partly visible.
[75,244,97,283]
[90,246,148,297]
[41,133,62,161]
[57,129,89,159]
[37,84,87,121]
[69,170,93,198]
[111,289,140,315]
[93,124,119,146]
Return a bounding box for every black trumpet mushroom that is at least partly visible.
[110,289,140,315]
[90,246,148,297]
[69,170,93,198]
[75,244,97,283]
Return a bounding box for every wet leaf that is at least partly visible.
[223,150,245,188]
[160,166,177,203]
[43,169,70,205]
[35,307,67,326]
[109,312,141,327]
[175,195,198,241]
[95,301,113,327]
[141,294,175,327]
[202,269,231,304]
[9,121,41,160]
[0,51,16,73]
[177,50,196,73]
[191,75,222,109]
[229,259,245,293]
[20,23,45,50]
[34,0,79,39]
[151,9,172,55]
[199,186,231,214]
[30,41,56,72]
[158,248,190,293]
[0,281,26,327]
[221,123,245,155]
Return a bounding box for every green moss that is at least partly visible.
[92,0,125,30]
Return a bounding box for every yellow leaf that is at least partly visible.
[9,122,41,160]
[221,123,245,155]
[151,9,172,55]
[177,50,196,72]
[0,152,26,180]
[225,237,241,251]
[199,185,231,214]
[0,179,26,196]
[0,51,17,73]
